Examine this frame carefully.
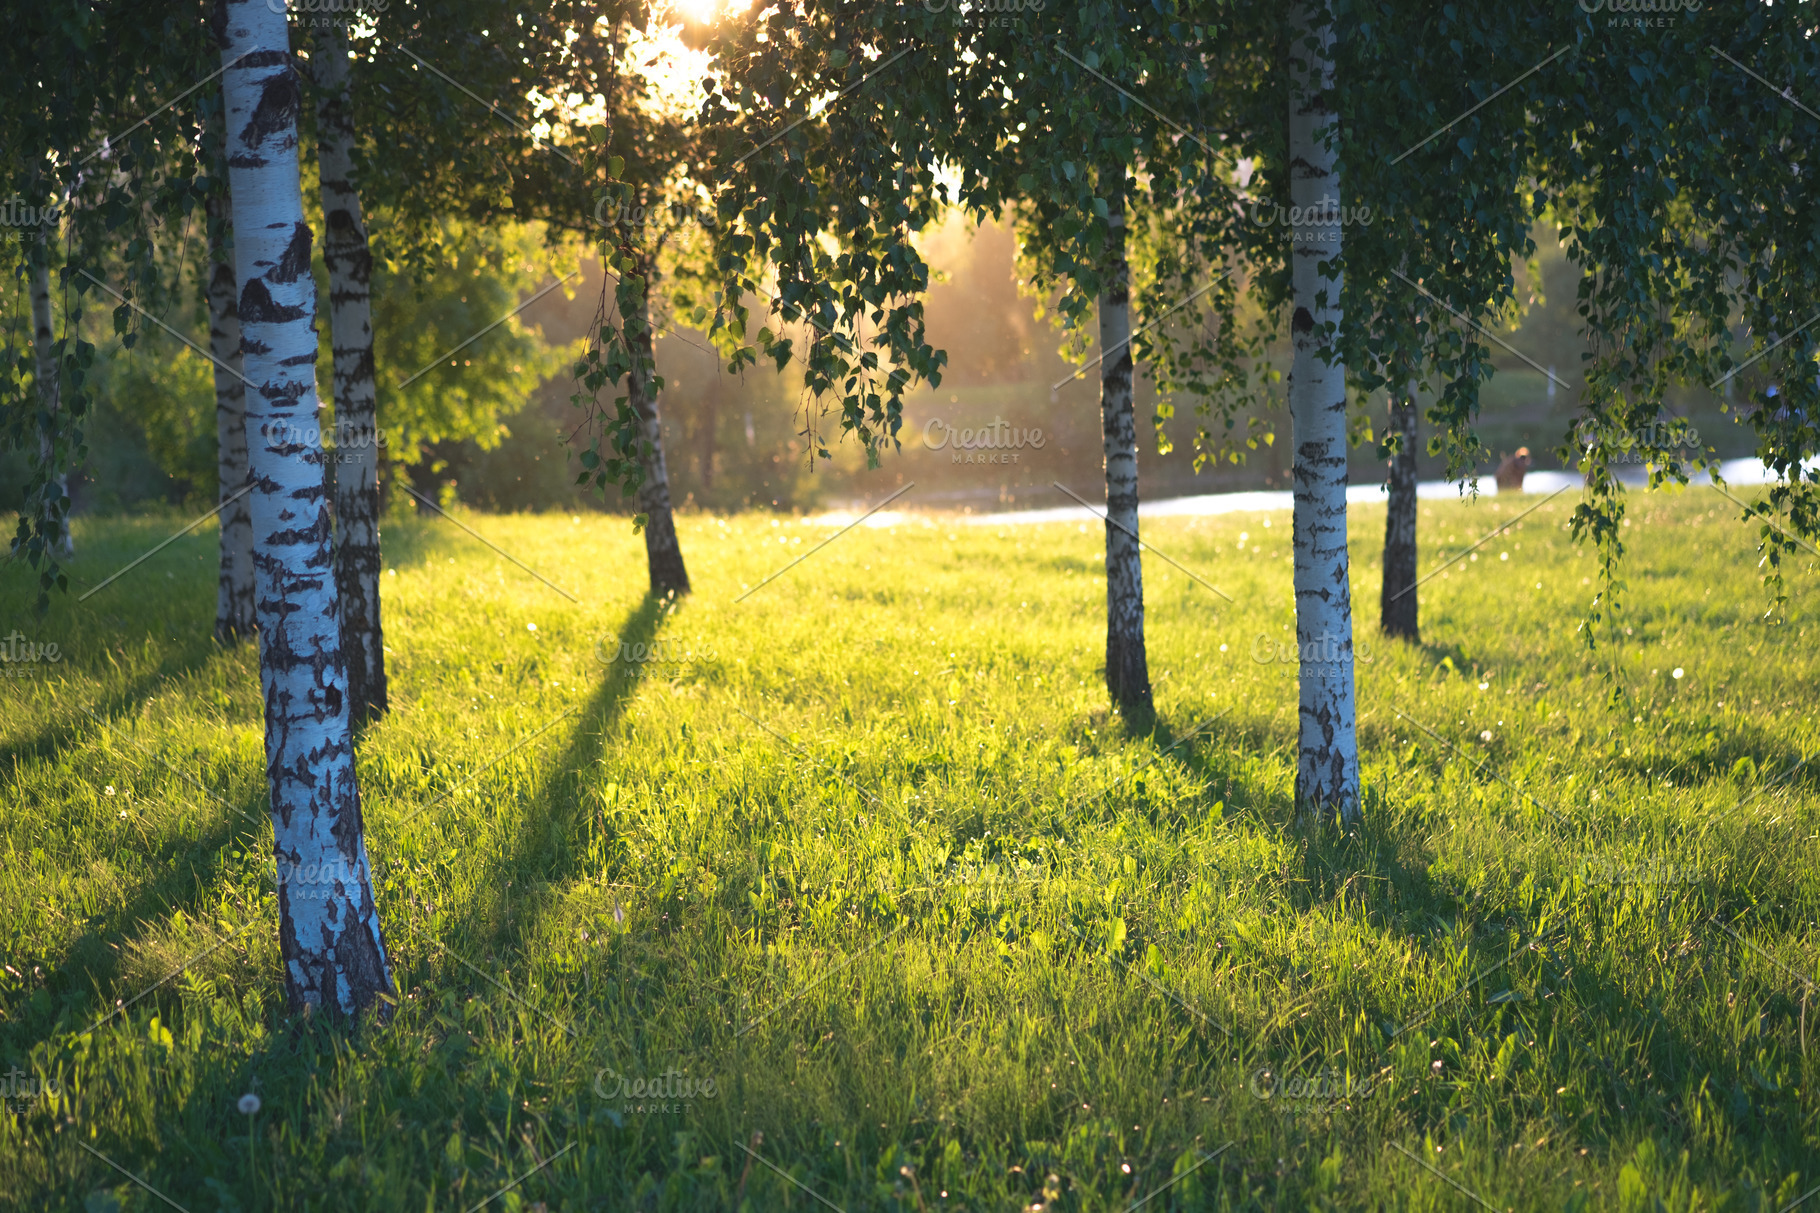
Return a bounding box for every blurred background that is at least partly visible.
[1,215,1761,521]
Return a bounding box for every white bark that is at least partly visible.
[218,0,392,1017]
[28,244,73,561]
[1288,0,1360,824]
[208,192,257,641]
[1098,174,1151,716]
[312,22,387,720]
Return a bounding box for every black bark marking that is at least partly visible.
[1292,307,1315,334]
[273,221,312,284]
[239,278,305,325]
[241,68,301,150]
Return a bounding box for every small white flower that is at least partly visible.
[1219,644,1228,652]
[1431,1060,1443,1074]
[1480,730,1493,742]
[118,810,128,820]
[1478,682,1489,691]
[527,623,537,632]
[238,1094,261,1115]
[1672,668,1684,679]
[1500,552,1509,561]
[104,786,115,797]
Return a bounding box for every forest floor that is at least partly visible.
[1,485,1816,1211]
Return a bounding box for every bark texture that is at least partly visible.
[1380,382,1419,641]
[1288,0,1360,825]
[208,192,257,641]
[1097,174,1152,717]
[218,0,393,1019]
[29,246,73,561]
[312,22,387,722]
[627,274,691,595]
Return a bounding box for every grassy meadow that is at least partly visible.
[1,484,1816,1211]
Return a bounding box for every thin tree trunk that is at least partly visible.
[208,192,257,641]
[1380,380,1418,641]
[29,243,73,561]
[627,274,690,595]
[217,0,393,1019]
[698,378,718,491]
[1098,172,1151,717]
[1288,0,1360,825]
[312,21,386,723]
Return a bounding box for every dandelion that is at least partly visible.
[1672,668,1684,679]
[104,786,115,797]
[1480,730,1493,742]
[1478,682,1489,691]
[1219,643,1228,652]
[238,1093,261,1115]
[1500,552,1509,561]
[527,623,537,632]
[1431,1060,1443,1074]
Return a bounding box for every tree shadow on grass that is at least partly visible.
[0,625,241,776]
[8,799,262,1060]
[428,592,667,977]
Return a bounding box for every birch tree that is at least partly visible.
[1095,173,1149,713]
[1286,0,1359,823]
[28,229,73,561]
[206,191,256,641]
[1378,379,1418,640]
[310,22,387,720]
[216,0,392,1017]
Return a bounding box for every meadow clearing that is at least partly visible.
[1,484,1815,1211]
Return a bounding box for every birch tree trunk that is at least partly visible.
[1380,381,1419,641]
[217,0,393,1018]
[627,273,691,595]
[1288,0,1360,824]
[312,22,387,722]
[208,192,257,641]
[1098,173,1152,717]
[29,243,73,561]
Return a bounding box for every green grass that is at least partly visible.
[2,486,1816,1212]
